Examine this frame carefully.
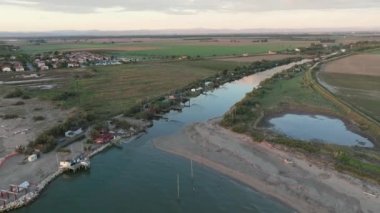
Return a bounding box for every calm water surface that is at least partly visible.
[269,114,373,147]
[16,61,309,213]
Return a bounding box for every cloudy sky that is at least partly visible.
[1,0,380,31]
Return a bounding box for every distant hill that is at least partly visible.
[0,28,380,38]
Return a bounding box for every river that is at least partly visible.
[15,60,310,213]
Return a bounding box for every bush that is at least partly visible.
[33,115,45,121]
[22,94,31,100]
[4,88,24,98]
[13,101,25,106]
[112,119,132,130]
[3,114,19,119]
[31,133,56,153]
[124,105,141,117]
[53,91,78,101]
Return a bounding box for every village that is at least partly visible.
[0,50,125,73]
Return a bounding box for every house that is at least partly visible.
[14,64,25,72]
[67,63,79,68]
[294,48,301,52]
[40,65,49,71]
[36,61,46,68]
[2,66,11,72]
[94,132,114,144]
[59,161,71,169]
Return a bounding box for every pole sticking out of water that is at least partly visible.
[55,153,59,169]
[177,174,180,201]
[190,160,194,179]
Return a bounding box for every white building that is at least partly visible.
[1,66,11,72]
[15,65,25,72]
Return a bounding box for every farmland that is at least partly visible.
[15,38,312,57]
[319,73,380,121]
[323,54,380,76]
[320,54,380,121]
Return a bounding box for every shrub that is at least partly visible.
[13,101,25,106]
[31,133,56,153]
[53,91,78,101]
[33,115,45,121]
[3,114,19,119]
[22,94,31,100]
[4,88,24,98]
[112,119,132,130]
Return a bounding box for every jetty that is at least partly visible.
[58,150,90,173]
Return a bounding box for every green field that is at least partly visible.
[19,42,134,54]
[29,60,240,118]
[319,73,380,121]
[257,72,338,111]
[18,40,309,57]
[367,48,380,54]
[108,43,302,57]
[222,67,340,133]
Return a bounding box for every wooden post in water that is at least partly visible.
[177,174,180,201]
[190,160,194,179]
[56,153,60,169]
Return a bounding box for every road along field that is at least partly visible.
[319,54,380,121]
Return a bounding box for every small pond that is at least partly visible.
[269,114,374,147]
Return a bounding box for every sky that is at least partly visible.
[0,0,380,32]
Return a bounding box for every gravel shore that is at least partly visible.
[154,119,380,213]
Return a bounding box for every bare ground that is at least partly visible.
[323,54,380,76]
[0,97,70,158]
[154,119,380,213]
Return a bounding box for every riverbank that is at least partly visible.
[154,119,380,213]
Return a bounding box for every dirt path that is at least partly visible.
[154,119,380,213]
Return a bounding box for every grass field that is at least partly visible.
[28,59,239,118]
[319,73,380,121]
[18,42,153,54]
[367,49,380,54]
[221,66,340,136]
[109,42,302,57]
[18,40,310,57]
[258,72,338,111]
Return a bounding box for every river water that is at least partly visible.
[16,60,310,213]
